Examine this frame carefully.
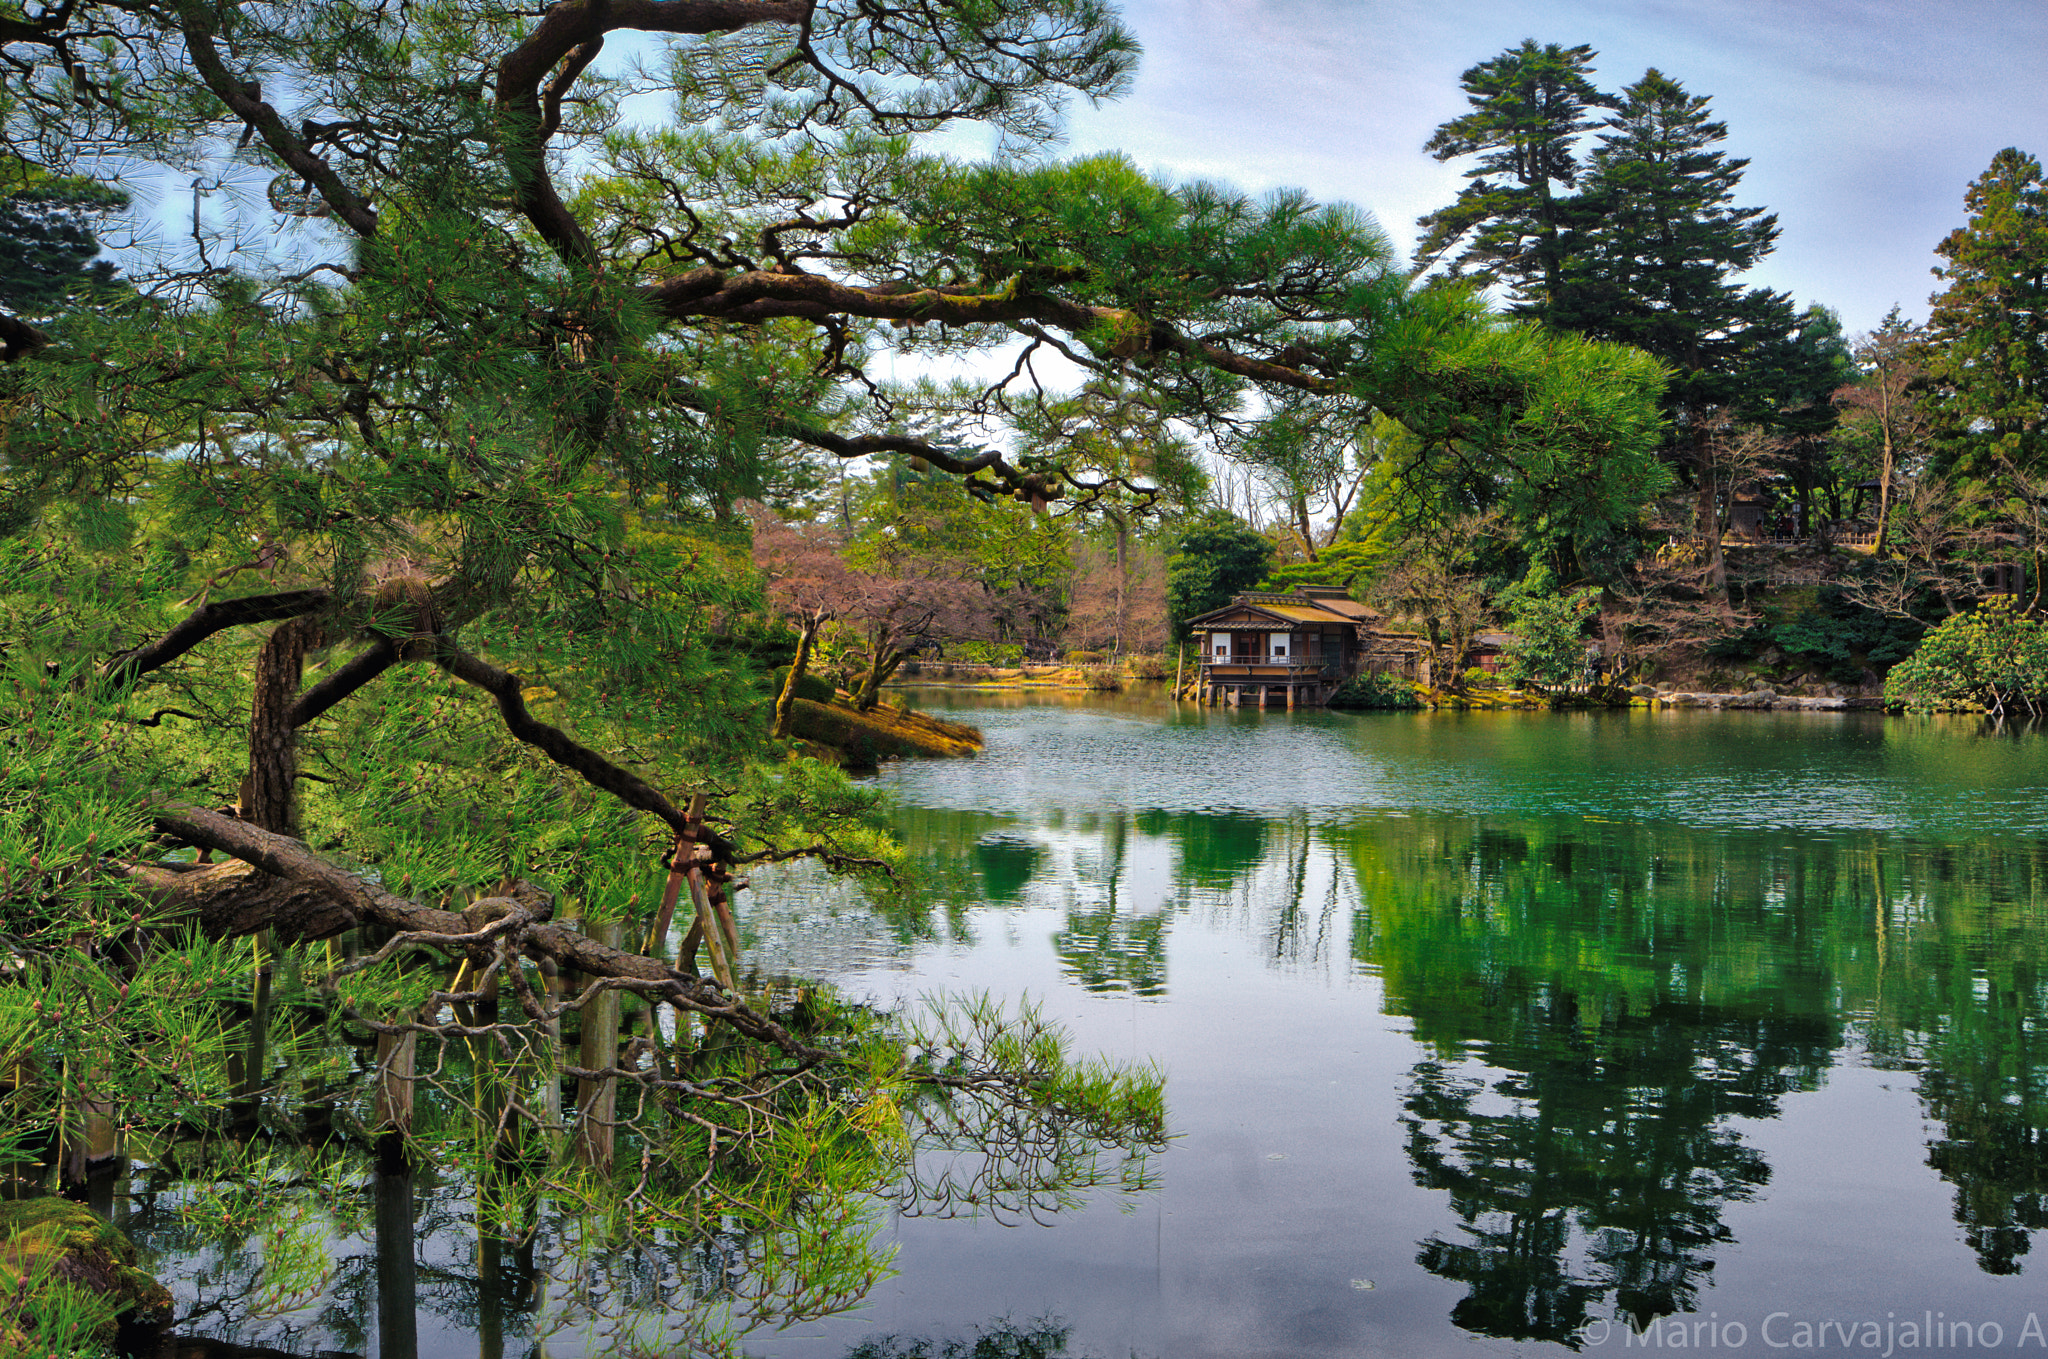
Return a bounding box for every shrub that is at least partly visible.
[1326,671,1424,710]
[1501,587,1599,688]
[1124,654,1167,680]
[1708,587,1922,682]
[1064,650,1105,665]
[1884,598,2048,715]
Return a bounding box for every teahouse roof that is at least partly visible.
[1186,588,1382,631]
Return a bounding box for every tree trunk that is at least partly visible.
[853,651,905,711]
[773,619,818,739]
[1113,517,1129,657]
[118,857,358,941]
[242,616,324,836]
[1693,440,1729,599]
[1874,404,1896,558]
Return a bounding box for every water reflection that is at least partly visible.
[120,699,2048,1358]
[1342,817,1835,1339]
[837,699,2048,1352]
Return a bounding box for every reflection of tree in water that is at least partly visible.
[1053,906,1166,995]
[844,1313,1130,1357]
[975,834,1043,903]
[1404,994,1829,1342]
[1163,811,1266,890]
[1871,847,2048,1276]
[1350,816,1841,1344]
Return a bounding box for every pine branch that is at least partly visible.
[99,589,332,688]
[145,801,821,1054]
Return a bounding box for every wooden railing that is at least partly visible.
[1199,661,1333,679]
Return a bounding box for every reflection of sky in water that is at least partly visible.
[881,704,2048,834]
[737,696,2048,1359]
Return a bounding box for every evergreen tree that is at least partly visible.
[1752,304,1857,535]
[1561,69,1799,586]
[0,178,128,316]
[1166,515,1273,639]
[1414,39,1613,315]
[1922,147,2048,483]
[1562,69,1795,414]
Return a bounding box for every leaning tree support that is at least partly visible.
[96,583,859,1064]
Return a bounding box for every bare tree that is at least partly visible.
[1065,540,1168,656]
[839,568,993,709]
[748,508,862,738]
[1835,311,1934,557]
[1371,514,1499,686]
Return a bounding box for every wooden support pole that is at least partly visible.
[373,1029,417,1138]
[574,918,623,1171]
[645,793,709,959]
[689,867,735,992]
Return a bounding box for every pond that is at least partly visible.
[101,691,2048,1358]
[740,691,2048,1358]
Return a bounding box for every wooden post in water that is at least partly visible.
[373,1024,417,1167]
[573,916,623,1171]
[1173,645,1185,702]
[375,1163,420,1359]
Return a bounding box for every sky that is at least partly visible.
[1023,0,2048,338]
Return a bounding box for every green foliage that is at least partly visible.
[843,1316,1086,1358]
[1165,515,1272,639]
[1709,588,1921,682]
[1884,597,2048,715]
[1414,39,1613,309]
[1367,305,1671,579]
[1325,671,1424,710]
[1499,586,1599,688]
[1923,148,2048,482]
[1562,68,1797,419]
[0,177,131,317]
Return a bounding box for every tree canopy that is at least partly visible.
[1923,147,2048,483]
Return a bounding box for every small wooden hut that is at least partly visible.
[1187,586,1384,708]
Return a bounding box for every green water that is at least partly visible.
[749,696,2048,1358]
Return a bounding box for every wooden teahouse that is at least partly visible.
[1187,586,1384,708]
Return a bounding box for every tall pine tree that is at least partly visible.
[1922,147,2048,483]
[1561,70,1794,413]
[1413,39,1613,316]
[1561,70,1798,588]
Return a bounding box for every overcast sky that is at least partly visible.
[1033,0,2048,338]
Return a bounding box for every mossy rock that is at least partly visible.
[0,1198,171,1348]
[783,697,982,767]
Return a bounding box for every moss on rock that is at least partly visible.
[0,1198,171,1350]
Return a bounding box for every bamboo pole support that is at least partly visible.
[688,867,735,992]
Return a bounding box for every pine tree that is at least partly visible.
[1922,147,2048,483]
[0,178,128,316]
[1559,69,1798,588]
[1562,69,1794,413]
[1414,39,1614,315]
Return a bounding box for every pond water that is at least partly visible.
[739,691,2048,1358]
